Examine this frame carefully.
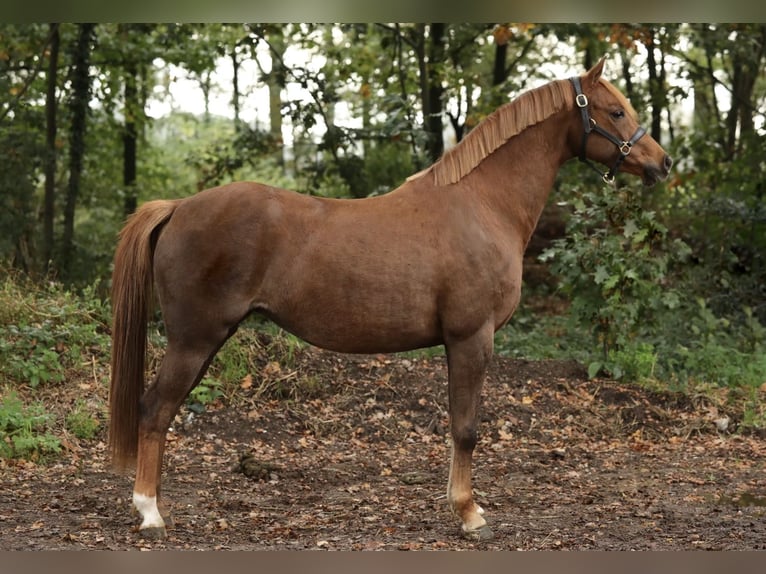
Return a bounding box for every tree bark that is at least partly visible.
[123,60,138,216]
[419,23,445,163]
[231,48,241,131]
[726,24,766,158]
[645,29,664,143]
[61,23,95,276]
[266,26,285,165]
[43,23,60,272]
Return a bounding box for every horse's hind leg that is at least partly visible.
[132,333,228,537]
[444,322,494,541]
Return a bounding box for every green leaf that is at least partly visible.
[603,274,620,290]
[662,291,680,309]
[632,228,648,244]
[594,265,611,285]
[587,361,602,379]
[623,218,639,238]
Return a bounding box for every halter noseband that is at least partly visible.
[569,76,646,185]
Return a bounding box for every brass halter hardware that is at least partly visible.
[569,76,646,185]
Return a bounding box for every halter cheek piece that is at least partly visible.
[569,76,647,185]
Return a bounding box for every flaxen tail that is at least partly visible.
[109,200,178,471]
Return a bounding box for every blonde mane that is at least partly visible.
[410,78,575,187]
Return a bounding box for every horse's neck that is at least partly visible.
[466,115,573,248]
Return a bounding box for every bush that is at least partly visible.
[540,183,690,378]
[538,180,766,400]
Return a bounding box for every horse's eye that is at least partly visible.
[611,110,625,119]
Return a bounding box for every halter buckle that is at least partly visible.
[602,172,616,185]
[619,142,632,156]
[575,93,588,108]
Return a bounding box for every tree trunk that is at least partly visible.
[266,26,286,166]
[43,23,60,272]
[619,50,635,105]
[123,60,138,216]
[493,41,508,88]
[419,23,445,163]
[61,23,95,277]
[200,70,212,124]
[231,48,241,131]
[645,29,664,143]
[726,25,766,158]
[486,29,510,111]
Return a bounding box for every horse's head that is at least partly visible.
[567,57,673,186]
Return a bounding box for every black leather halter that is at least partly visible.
[569,76,647,185]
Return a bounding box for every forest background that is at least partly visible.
[1,23,765,460]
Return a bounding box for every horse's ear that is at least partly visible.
[583,56,607,88]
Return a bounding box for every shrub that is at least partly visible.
[540,183,690,378]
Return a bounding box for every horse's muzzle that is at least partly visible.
[643,154,673,186]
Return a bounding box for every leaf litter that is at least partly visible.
[2,346,766,550]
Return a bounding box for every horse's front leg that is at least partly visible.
[444,322,494,541]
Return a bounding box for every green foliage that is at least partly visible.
[65,399,101,440]
[0,105,45,269]
[602,342,658,382]
[654,298,766,391]
[0,273,109,461]
[0,273,111,389]
[0,390,61,461]
[185,323,318,410]
[540,183,690,377]
[189,378,224,408]
[534,176,766,401]
[495,307,589,361]
[665,130,766,325]
[185,123,283,191]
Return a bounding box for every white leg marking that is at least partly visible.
[133,492,165,530]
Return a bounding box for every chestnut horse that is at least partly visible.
[109,57,672,541]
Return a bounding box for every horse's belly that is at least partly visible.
[261,289,443,354]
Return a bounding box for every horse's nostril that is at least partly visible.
[664,155,673,171]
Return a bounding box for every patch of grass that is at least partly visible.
[0,390,61,461]
[495,306,592,362]
[65,399,101,440]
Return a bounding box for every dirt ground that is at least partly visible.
[2,345,766,551]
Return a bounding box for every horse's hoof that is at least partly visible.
[138,526,167,540]
[462,524,494,542]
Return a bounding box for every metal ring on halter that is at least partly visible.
[569,76,647,185]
